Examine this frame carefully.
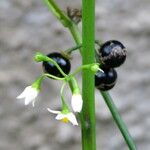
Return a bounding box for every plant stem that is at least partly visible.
[100,91,137,150]
[44,0,72,27]
[69,24,82,52]
[81,0,96,150]
[65,44,82,54]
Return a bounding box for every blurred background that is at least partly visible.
[0,0,150,149]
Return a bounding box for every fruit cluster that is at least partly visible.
[42,40,127,91]
[95,40,127,91]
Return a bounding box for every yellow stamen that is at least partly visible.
[61,117,69,123]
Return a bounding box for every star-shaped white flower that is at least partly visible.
[71,94,83,112]
[17,86,39,107]
[47,108,78,126]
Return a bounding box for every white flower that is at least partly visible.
[71,94,83,112]
[17,86,39,107]
[47,108,78,126]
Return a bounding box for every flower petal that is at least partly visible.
[55,113,65,120]
[71,94,83,112]
[17,86,39,106]
[67,113,78,126]
[27,88,38,99]
[17,86,32,99]
[24,97,34,105]
[47,108,61,114]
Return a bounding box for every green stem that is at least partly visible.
[60,82,69,111]
[69,24,82,53]
[69,63,99,77]
[45,57,67,77]
[100,91,137,150]
[44,0,72,27]
[81,0,96,149]
[44,73,65,80]
[65,44,82,54]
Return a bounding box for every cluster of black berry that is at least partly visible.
[42,40,126,91]
[95,40,127,91]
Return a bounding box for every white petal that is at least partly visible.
[24,97,34,105]
[71,94,83,112]
[17,86,39,106]
[47,108,61,114]
[55,114,65,120]
[17,86,32,99]
[26,87,38,99]
[67,113,78,126]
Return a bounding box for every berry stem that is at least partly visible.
[69,63,99,78]
[100,91,137,150]
[44,73,65,80]
[65,44,82,54]
[44,56,68,77]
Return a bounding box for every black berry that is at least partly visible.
[42,52,71,78]
[97,83,116,91]
[98,40,127,68]
[95,68,117,91]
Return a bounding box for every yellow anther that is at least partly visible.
[61,117,69,123]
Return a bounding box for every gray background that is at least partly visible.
[0,0,150,149]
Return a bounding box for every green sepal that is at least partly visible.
[31,76,44,91]
[90,63,100,73]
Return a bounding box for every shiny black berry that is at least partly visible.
[95,68,117,91]
[42,52,71,78]
[98,40,127,68]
